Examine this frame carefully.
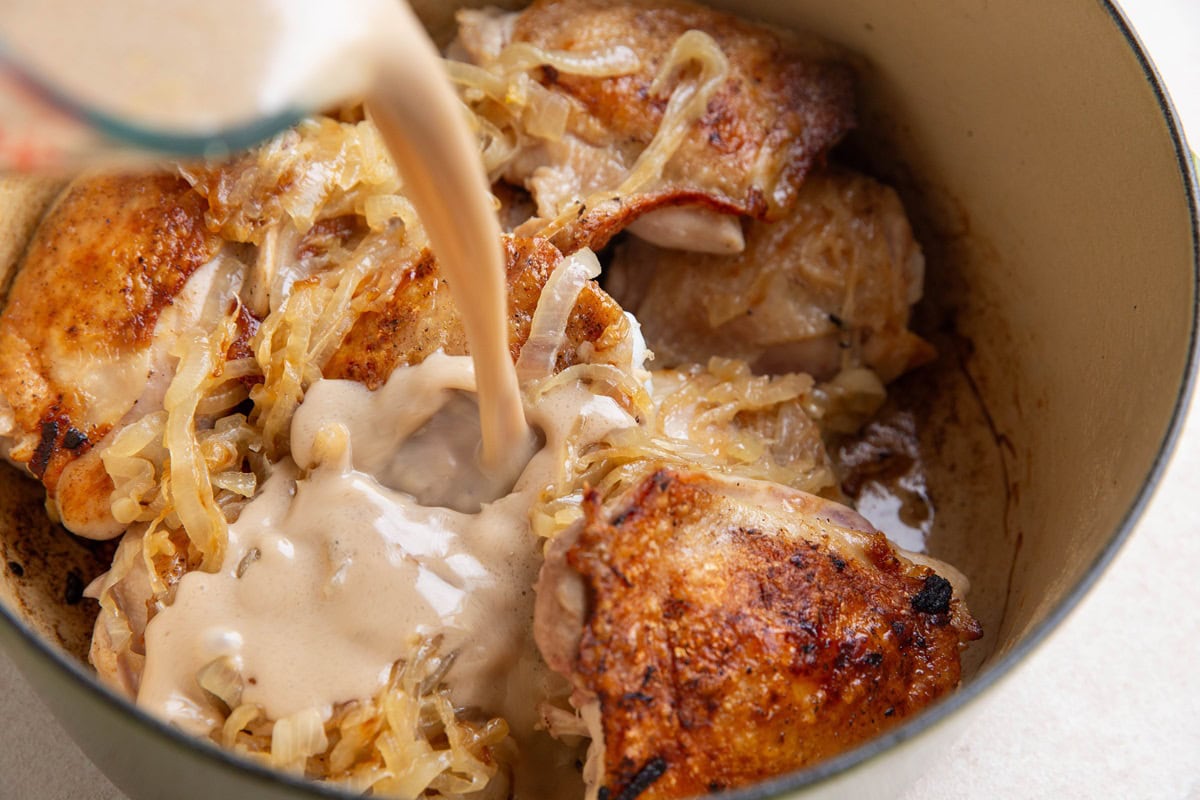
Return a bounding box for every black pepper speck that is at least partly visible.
[62,427,88,450]
[911,574,953,615]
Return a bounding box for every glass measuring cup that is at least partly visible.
[0,61,305,171]
[0,0,388,171]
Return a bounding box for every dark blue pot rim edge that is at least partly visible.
[1,1,1197,798]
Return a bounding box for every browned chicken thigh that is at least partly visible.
[455,0,855,253]
[536,467,980,800]
[324,235,631,387]
[0,175,227,537]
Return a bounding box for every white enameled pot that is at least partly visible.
[0,1,1195,798]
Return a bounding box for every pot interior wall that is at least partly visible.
[703,0,1196,667]
[0,461,111,662]
[403,0,1197,675]
[0,178,108,662]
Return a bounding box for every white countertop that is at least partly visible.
[2,1,1198,798]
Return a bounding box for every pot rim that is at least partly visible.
[1,1,1197,797]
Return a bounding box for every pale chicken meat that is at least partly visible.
[455,0,855,254]
[536,467,980,800]
[608,169,935,383]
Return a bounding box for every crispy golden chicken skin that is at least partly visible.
[609,169,935,383]
[0,171,629,538]
[536,468,980,800]
[0,175,223,533]
[325,235,630,388]
[459,0,855,253]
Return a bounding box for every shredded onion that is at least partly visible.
[516,249,602,382]
[495,42,640,78]
[250,226,410,457]
[270,707,329,773]
[233,639,511,795]
[521,86,571,142]
[185,118,407,244]
[806,367,887,434]
[222,704,263,750]
[447,36,642,196]
[622,30,728,194]
[197,655,244,712]
[103,412,168,525]
[538,702,591,739]
[162,313,240,571]
[561,357,839,506]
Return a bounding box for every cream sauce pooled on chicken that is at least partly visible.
[137,354,636,786]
